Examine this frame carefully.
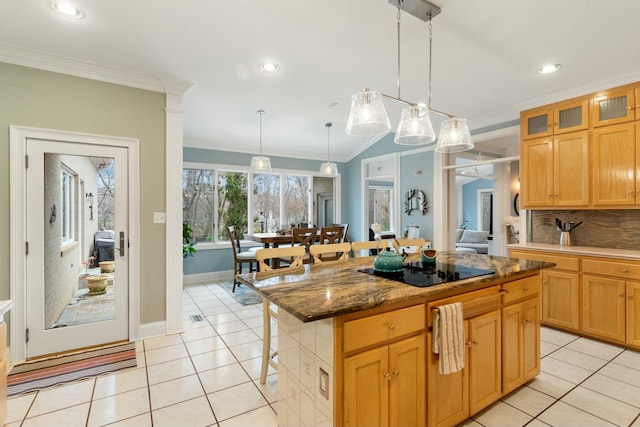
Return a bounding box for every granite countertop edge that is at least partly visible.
[237,253,553,323]
[507,242,640,261]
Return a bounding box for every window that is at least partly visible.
[183,164,319,244]
[369,186,392,231]
[60,164,77,245]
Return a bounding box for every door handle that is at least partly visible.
[118,231,125,257]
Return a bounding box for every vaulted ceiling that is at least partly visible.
[2,0,640,161]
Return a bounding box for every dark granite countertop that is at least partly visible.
[236,252,554,322]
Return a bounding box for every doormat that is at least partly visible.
[7,342,137,396]
[217,282,262,306]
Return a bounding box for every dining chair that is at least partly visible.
[286,226,317,264]
[351,239,389,257]
[309,242,351,263]
[320,225,344,245]
[332,223,350,242]
[392,237,427,256]
[254,246,306,384]
[228,225,258,292]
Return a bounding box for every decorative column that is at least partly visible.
[160,76,192,335]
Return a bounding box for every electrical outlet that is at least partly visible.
[319,367,329,400]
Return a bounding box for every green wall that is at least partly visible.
[0,62,167,324]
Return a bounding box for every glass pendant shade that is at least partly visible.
[250,155,272,171]
[394,106,436,145]
[345,89,391,136]
[435,118,474,153]
[320,162,338,175]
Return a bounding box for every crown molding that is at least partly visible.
[515,68,640,112]
[0,43,190,95]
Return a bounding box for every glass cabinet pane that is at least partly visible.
[598,95,628,121]
[527,114,548,135]
[558,106,583,130]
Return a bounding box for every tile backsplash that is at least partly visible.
[530,210,640,250]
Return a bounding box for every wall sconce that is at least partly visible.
[86,192,94,221]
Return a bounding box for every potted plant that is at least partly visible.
[82,255,108,295]
[183,222,197,258]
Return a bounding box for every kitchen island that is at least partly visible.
[237,252,554,427]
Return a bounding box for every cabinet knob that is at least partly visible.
[383,372,391,379]
[622,269,629,273]
[386,323,396,330]
[619,294,625,298]
[466,341,472,346]
[522,287,529,291]
[472,340,479,345]
[392,369,400,376]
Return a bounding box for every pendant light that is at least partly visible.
[250,109,272,171]
[320,122,338,175]
[345,0,472,152]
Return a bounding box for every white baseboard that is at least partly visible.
[138,321,168,341]
[183,270,233,284]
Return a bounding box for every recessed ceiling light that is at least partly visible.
[51,2,84,19]
[537,64,561,74]
[260,63,280,73]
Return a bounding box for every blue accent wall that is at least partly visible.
[462,179,493,230]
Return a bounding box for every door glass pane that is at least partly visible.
[558,106,582,129]
[527,114,548,135]
[44,153,115,330]
[254,173,280,232]
[313,176,335,227]
[599,95,628,121]
[284,174,310,228]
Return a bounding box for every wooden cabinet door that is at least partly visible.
[542,270,580,331]
[501,303,524,394]
[522,106,553,140]
[427,326,469,427]
[468,310,501,414]
[554,131,590,206]
[521,138,554,207]
[553,97,590,134]
[344,346,389,427]
[592,86,636,127]
[522,298,541,382]
[593,123,636,206]
[626,281,640,347]
[582,275,626,343]
[389,335,426,427]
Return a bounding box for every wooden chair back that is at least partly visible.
[255,246,306,272]
[291,226,318,263]
[332,223,350,242]
[392,238,427,255]
[351,240,389,257]
[320,226,344,244]
[309,242,351,263]
[228,225,242,259]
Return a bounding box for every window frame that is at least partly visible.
[183,161,341,249]
[60,163,78,247]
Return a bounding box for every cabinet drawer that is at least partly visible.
[343,305,425,353]
[582,259,640,280]
[502,275,541,304]
[510,250,579,271]
[426,286,501,328]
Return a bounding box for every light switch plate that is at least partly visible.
[319,367,329,400]
[153,212,166,223]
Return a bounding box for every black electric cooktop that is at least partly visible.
[358,262,494,288]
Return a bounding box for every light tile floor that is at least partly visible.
[7,281,640,427]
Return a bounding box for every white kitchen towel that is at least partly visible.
[432,302,464,375]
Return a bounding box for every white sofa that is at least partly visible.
[455,229,489,254]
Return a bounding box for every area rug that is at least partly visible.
[7,342,137,396]
[218,282,262,306]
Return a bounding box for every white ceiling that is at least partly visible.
[2,0,640,162]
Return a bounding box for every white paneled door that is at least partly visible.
[25,139,129,358]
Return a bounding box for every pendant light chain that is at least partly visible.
[258,109,264,157]
[428,15,433,111]
[396,1,402,100]
[326,122,332,162]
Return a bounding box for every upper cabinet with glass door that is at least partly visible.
[521,96,590,140]
[591,84,639,127]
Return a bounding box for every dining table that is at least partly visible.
[247,232,296,249]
